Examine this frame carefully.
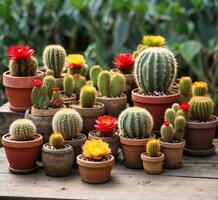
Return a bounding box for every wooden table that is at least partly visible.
[0,140,218,200]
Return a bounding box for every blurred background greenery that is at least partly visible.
[0,0,218,111]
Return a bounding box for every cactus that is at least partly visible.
[45,69,55,76]
[118,107,153,139]
[98,70,111,97]
[43,75,55,99]
[190,96,214,122]
[193,81,208,96]
[172,103,180,112]
[111,73,126,97]
[72,74,86,97]
[49,132,64,149]
[52,108,83,140]
[50,86,64,108]
[179,77,192,102]
[64,74,74,97]
[43,45,66,78]
[31,85,49,109]
[146,139,160,157]
[80,65,88,77]
[142,35,166,47]
[164,108,175,125]
[174,116,186,141]
[89,65,102,88]
[80,85,96,108]
[9,119,36,141]
[160,122,174,142]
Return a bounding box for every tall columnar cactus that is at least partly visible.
[9,119,36,141]
[190,96,214,122]
[49,132,64,149]
[72,74,86,97]
[32,84,49,109]
[192,81,208,96]
[64,74,74,97]
[80,85,96,108]
[89,65,102,88]
[179,76,192,102]
[174,116,186,141]
[146,139,160,157]
[43,45,66,78]
[98,70,111,97]
[111,73,126,97]
[118,107,153,139]
[160,121,174,142]
[164,108,175,125]
[43,75,55,99]
[52,108,83,140]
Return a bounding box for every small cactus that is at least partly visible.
[172,103,180,112]
[89,65,102,88]
[98,70,111,97]
[160,121,174,143]
[9,119,36,141]
[43,75,55,99]
[72,74,86,97]
[80,85,96,108]
[164,108,175,125]
[193,81,208,96]
[111,72,126,97]
[179,76,192,102]
[66,54,86,75]
[146,139,160,157]
[49,132,64,149]
[174,116,186,141]
[64,74,74,98]
[50,86,64,108]
[45,69,55,76]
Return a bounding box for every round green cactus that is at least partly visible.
[80,85,96,108]
[111,72,126,97]
[43,75,55,99]
[72,74,86,97]
[146,139,160,157]
[172,103,180,112]
[64,74,74,98]
[164,108,175,125]
[118,107,153,139]
[45,69,55,76]
[160,122,174,142]
[98,70,111,97]
[179,76,192,100]
[192,81,208,96]
[52,108,83,140]
[89,65,102,88]
[9,119,36,141]
[49,132,64,149]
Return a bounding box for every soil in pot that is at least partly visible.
[88,131,120,158]
[2,133,43,174]
[42,143,74,177]
[159,139,185,169]
[132,88,180,132]
[141,152,165,174]
[77,154,114,183]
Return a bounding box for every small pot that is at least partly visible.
[96,94,127,117]
[3,71,44,112]
[141,152,165,174]
[159,139,185,169]
[119,134,155,169]
[42,143,74,177]
[184,115,218,156]
[77,154,114,183]
[31,106,63,117]
[70,102,105,135]
[88,131,120,158]
[61,93,76,107]
[132,88,180,132]
[2,133,43,174]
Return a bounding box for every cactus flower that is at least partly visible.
[193,81,207,89]
[8,45,34,60]
[163,121,170,126]
[53,86,59,92]
[142,35,165,47]
[113,53,135,72]
[33,79,42,87]
[180,102,190,111]
[66,54,86,68]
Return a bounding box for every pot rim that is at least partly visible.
[119,134,155,146]
[96,93,127,101]
[141,152,165,162]
[2,133,43,148]
[65,134,87,147]
[159,139,185,149]
[88,130,119,143]
[42,143,73,154]
[31,106,65,117]
[77,154,114,168]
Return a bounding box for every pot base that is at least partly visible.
[184,145,216,157]
[8,165,38,174]
[9,104,28,112]
[164,162,182,169]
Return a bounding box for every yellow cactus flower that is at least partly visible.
[142,35,165,47]
[66,54,86,68]
[82,139,111,160]
[193,81,207,89]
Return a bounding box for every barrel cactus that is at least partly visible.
[72,74,86,97]
[89,65,102,88]
[9,119,36,141]
[118,107,153,139]
[43,75,55,99]
[64,74,74,98]
[192,81,208,96]
[146,139,160,157]
[80,85,96,108]
[49,132,64,149]
[179,76,192,102]
[52,108,83,140]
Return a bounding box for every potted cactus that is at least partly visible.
[89,65,103,89]
[96,71,127,117]
[77,139,114,183]
[2,119,43,173]
[72,74,86,99]
[3,45,44,111]
[184,81,218,156]
[70,85,105,135]
[118,107,155,168]
[132,35,180,132]
[42,132,74,177]
[159,103,187,168]
[179,76,192,103]
[141,139,164,174]
[88,115,119,158]
[52,108,86,159]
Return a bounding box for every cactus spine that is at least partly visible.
[43,75,55,99]
[80,85,96,108]
[118,107,153,139]
[31,85,49,109]
[49,132,64,149]
[179,76,192,102]
[9,119,36,141]
[111,73,126,97]
[192,81,208,96]
[146,139,160,157]
[72,74,86,97]
[90,65,102,88]
[64,74,74,98]
[52,108,83,140]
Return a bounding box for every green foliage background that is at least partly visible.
[0,0,218,110]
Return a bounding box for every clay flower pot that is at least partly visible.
[70,102,105,135]
[88,130,120,158]
[61,93,76,107]
[2,133,43,174]
[119,134,155,169]
[77,154,114,183]
[3,71,44,112]
[96,94,127,117]
[141,152,165,174]
[31,106,64,117]
[159,139,185,169]
[132,88,180,132]
[184,115,218,156]
[42,143,74,177]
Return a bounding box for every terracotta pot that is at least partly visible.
[88,131,120,158]
[42,143,74,177]
[184,115,218,156]
[141,152,165,174]
[31,106,64,117]
[96,94,127,117]
[132,88,180,132]
[159,139,185,169]
[2,133,43,174]
[119,134,155,169]
[25,109,53,143]
[77,154,114,183]
[71,102,105,135]
[3,71,44,112]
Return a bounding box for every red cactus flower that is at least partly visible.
[95,115,117,136]
[53,86,59,92]
[180,102,190,111]
[163,121,170,126]
[33,79,42,87]
[7,45,34,60]
[113,53,135,71]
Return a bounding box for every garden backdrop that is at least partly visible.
[0,0,218,112]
